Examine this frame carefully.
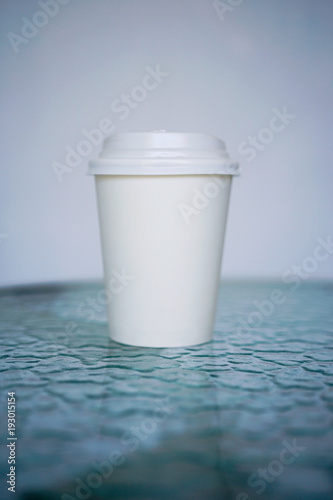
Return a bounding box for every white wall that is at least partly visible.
[1,0,332,286]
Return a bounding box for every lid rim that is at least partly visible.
[88,160,240,176]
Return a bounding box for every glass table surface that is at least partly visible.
[0,280,332,500]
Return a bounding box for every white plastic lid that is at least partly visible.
[88,131,240,176]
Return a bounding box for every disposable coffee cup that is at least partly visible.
[89,132,239,347]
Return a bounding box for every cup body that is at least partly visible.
[95,173,232,347]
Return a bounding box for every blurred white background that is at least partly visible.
[1,0,332,286]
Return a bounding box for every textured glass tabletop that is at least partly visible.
[1,281,332,500]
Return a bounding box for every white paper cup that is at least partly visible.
[89,132,239,347]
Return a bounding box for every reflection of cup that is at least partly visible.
[89,132,239,347]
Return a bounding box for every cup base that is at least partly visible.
[108,332,212,348]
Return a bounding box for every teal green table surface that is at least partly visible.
[0,281,332,500]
